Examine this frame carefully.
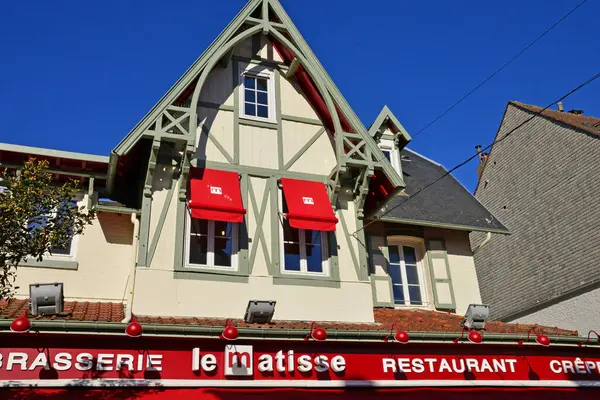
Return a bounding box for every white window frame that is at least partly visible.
[36,198,81,261]
[378,139,401,175]
[278,189,329,276]
[386,236,430,308]
[238,61,277,124]
[184,208,239,271]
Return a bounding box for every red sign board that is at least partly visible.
[1,333,600,389]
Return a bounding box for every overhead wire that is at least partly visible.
[353,71,600,236]
[410,0,590,140]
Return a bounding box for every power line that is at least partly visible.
[354,70,600,236]
[410,0,590,140]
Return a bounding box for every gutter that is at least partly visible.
[121,212,140,324]
[0,320,586,346]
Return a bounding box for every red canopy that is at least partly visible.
[281,178,338,232]
[188,169,246,223]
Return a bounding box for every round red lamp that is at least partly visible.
[453,328,483,344]
[221,320,239,341]
[468,330,483,344]
[125,316,143,338]
[305,322,327,341]
[518,328,550,347]
[383,324,409,344]
[10,311,31,333]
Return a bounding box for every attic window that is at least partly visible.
[238,62,276,123]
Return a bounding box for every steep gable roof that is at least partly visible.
[511,101,600,137]
[369,148,508,234]
[368,105,412,149]
[109,0,404,193]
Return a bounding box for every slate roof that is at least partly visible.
[371,148,508,233]
[0,299,577,336]
[511,101,600,137]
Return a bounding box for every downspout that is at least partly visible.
[121,212,139,323]
[106,152,119,196]
[473,232,492,255]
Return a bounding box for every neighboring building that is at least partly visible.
[0,2,596,397]
[472,101,600,333]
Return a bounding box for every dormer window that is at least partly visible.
[378,140,401,175]
[238,62,276,123]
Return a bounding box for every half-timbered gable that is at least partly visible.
[4,0,506,327]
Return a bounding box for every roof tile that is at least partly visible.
[0,299,578,336]
[511,101,600,137]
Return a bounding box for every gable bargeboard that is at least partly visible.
[119,0,406,323]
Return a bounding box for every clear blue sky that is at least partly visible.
[0,0,598,192]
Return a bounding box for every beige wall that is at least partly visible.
[13,195,134,302]
[133,36,375,323]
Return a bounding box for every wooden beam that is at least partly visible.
[285,58,300,78]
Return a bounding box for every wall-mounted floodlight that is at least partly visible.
[244,300,276,324]
[30,283,64,316]
[462,304,489,330]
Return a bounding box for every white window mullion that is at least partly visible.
[207,220,215,267]
[299,228,307,272]
[399,248,411,306]
[320,232,329,275]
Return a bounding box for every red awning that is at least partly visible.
[188,169,246,223]
[281,178,338,232]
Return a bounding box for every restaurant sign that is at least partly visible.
[1,339,600,387]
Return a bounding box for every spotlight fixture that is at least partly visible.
[383,324,409,344]
[125,316,143,337]
[220,320,239,341]
[518,328,550,347]
[578,330,600,347]
[453,328,483,344]
[305,322,327,341]
[10,311,31,333]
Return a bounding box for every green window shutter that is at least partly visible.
[426,239,456,310]
[369,235,394,308]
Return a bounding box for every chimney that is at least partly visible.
[475,145,483,163]
[475,145,487,181]
[557,102,564,112]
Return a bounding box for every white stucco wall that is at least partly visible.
[511,287,600,334]
[13,205,134,302]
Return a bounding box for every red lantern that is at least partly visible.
[453,328,483,344]
[518,327,550,347]
[468,330,483,344]
[383,324,409,344]
[305,322,327,341]
[10,311,31,333]
[125,316,143,338]
[221,320,239,341]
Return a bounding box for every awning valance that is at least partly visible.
[281,178,338,232]
[188,169,246,223]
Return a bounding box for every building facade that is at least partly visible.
[1,2,597,398]
[472,101,600,333]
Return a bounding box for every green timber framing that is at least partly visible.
[110,0,405,283]
[0,319,586,346]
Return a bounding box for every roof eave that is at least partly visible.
[366,214,510,235]
[0,320,580,345]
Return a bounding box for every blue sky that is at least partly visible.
[0,0,598,192]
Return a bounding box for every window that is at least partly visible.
[388,244,426,306]
[243,76,269,119]
[238,62,276,123]
[378,140,401,175]
[185,209,239,270]
[27,200,78,258]
[279,192,329,275]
